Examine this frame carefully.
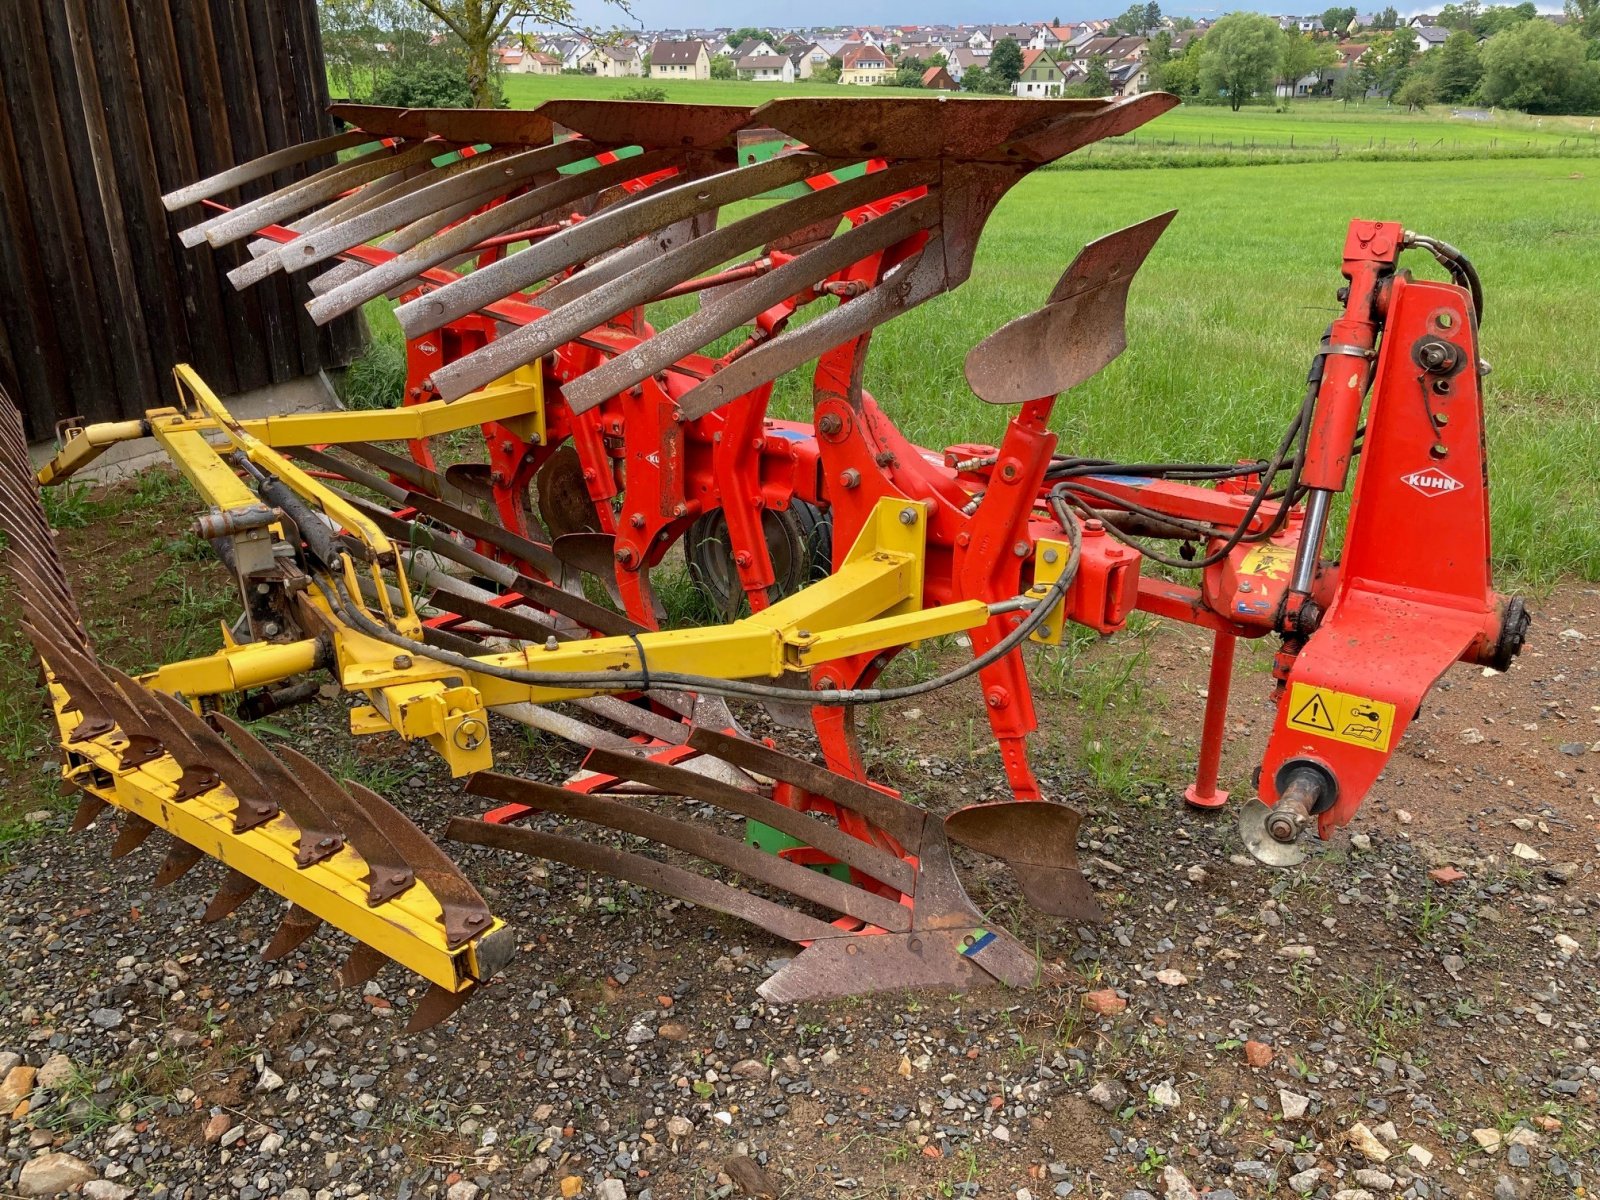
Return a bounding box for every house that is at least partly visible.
[1109,58,1149,96]
[739,53,796,82]
[945,47,989,83]
[1412,25,1450,51]
[576,43,641,77]
[988,24,1034,46]
[1029,24,1077,49]
[649,39,710,79]
[1071,36,1146,70]
[840,44,892,85]
[921,64,958,89]
[1013,48,1066,97]
[545,37,591,70]
[967,28,992,49]
[732,37,776,59]
[524,50,562,75]
[496,46,532,73]
[790,42,832,79]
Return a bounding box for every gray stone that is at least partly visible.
[35,1054,75,1089]
[83,1183,134,1200]
[1160,1165,1198,1200]
[1289,1168,1322,1193]
[1493,1177,1516,1200]
[445,1183,479,1200]
[1355,1169,1395,1191]
[18,1153,97,1197]
[598,1182,627,1200]
[1088,1080,1128,1111]
[89,1008,124,1030]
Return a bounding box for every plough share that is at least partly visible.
[0,95,1528,1029]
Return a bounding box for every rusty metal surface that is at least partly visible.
[202,868,262,924]
[208,712,344,866]
[274,746,417,906]
[965,209,1176,405]
[448,817,839,945]
[944,801,1104,923]
[467,772,911,932]
[582,748,915,895]
[160,127,377,212]
[262,903,324,961]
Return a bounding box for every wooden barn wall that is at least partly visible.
[0,0,364,440]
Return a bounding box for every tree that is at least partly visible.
[1321,5,1357,36]
[1375,27,1419,96]
[1434,29,1483,100]
[1198,12,1284,110]
[410,0,609,107]
[1566,0,1599,40]
[1145,3,1162,31]
[989,37,1025,85]
[1333,68,1366,104]
[1436,0,1481,30]
[1479,18,1593,111]
[1375,5,1399,28]
[370,56,477,107]
[1476,3,1536,35]
[1355,45,1382,93]
[961,65,1010,93]
[894,54,927,87]
[1068,54,1114,95]
[1278,32,1337,100]
[710,53,736,79]
[1111,4,1148,34]
[1394,72,1438,108]
[729,26,776,48]
[1171,15,1196,29]
[1152,41,1202,94]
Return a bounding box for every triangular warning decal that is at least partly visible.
[1290,691,1335,733]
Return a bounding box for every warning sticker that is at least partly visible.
[1285,682,1396,752]
[1239,543,1296,579]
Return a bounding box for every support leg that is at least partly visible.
[1184,629,1236,810]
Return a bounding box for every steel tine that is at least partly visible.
[161,128,376,211]
[335,942,390,990]
[685,728,926,852]
[7,557,88,642]
[152,694,280,833]
[334,440,452,499]
[582,748,914,895]
[398,150,840,338]
[110,813,157,859]
[468,773,911,932]
[179,139,417,248]
[303,142,656,324]
[284,146,542,272]
[152,838,207,888]
[272,745,417,906]
[70,793,109,832]
[426,584,568,645]
[341,781,492,948]
[303,191,491,301]
[102,666,221,799]
[19,622,117,741]
[203,868,261,923]
[570,696,689,745]
[556,194,939,415]
[400,489,567,581]
[675,238,947,421]
[207,712,345,867]
[527,216,700,311]
[262,904,324,961]
[430,163,933,403]
[228,169,418,289]
[192,141,450,250]
[405,983,474,1034]
[447,818,837,945]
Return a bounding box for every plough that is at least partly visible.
[0,96,1529,1029]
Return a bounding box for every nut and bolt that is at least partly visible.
[839,468,861,489]
[818,413,843,436]
[392,654,413,670]
[898,507,918,525]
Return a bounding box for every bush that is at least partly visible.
[369,59,477,109]
[613,85,668,101]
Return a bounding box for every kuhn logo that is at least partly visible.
[1400,467,1464,498]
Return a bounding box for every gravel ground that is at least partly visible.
[1,534,1595,1200]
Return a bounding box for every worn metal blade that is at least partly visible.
[272,745,416,905]
[207,712,343,866]
[447,818,838,945]
[110,813,157,859]
[944,800,1103,923]
[262,903,323,961]
[305,145,672,325]
[152,838,207,888]
[467,773,912,932]
[684,728,926,853]
[150,694,279,832]
[405,982,475,1034]
[583,748,914,895]
[340,781,492,948]
[203,868,261,923]
[965,209,1176,405]
[398,150,838,338]
[430,164,933,404]
[70,792,109,832]
[160,128,375,211]
[102,666,221,799]
[335,942,390,990]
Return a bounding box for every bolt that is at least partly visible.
[734,551,753,568]
[839,468,861,489]
[818,413,843,436]
[796,628,812,639]
[615,547,635,566]
[1084,519,1105,535]
[1012,541,1029,558]
[630,513,645,528]
[390,873,407,884]
[1038,627,1052,640]
[986,689,1007,709]
[392,654,413,670]
[1042,548,1058,565]
[898,507,917,525]
[1239,581,1252,594]
[672,503,687,518]
[545,636,559,651]
[1000,461,1019,481]
[1430,442,1449,459]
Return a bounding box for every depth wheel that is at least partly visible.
[686,500,832,617]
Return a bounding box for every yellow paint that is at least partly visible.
[1284,681,1395,752]
[45,681,502,992]
[1026,537,1073,646]
[1239,542,1296,579]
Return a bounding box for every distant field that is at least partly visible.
[496,75,1600,165]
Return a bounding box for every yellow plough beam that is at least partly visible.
[0,393,511,1032]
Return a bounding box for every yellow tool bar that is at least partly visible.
[51,687,502,991]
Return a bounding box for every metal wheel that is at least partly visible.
[686,500,831,617]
